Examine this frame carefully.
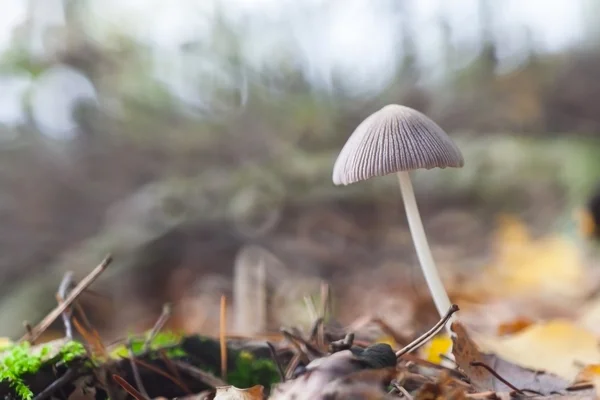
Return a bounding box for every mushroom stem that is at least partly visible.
[396,171,452,319]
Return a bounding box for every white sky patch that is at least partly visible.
[0,0,591,127]
[29,65,97,140]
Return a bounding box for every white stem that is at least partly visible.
[396,171,452,319]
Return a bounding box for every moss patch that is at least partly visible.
[226,350,280,389]
[0,340,86,400]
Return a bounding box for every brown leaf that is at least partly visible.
[214,385,264,400]
[270,349,395,400]
[451,321,569,395]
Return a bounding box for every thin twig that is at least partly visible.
[266,341,286,382]
[320,282,331,321]
[72,317,101,357]
[303,296,318,323]
[469,362,525,395]
[57,271,74,340]
[329,333,354,353]
[308,317,323,343]
[390,382,414,400]
[396,304,459,358]
[281,328,324,359]
[33,368,77,400]
[400,354,464,380]
[220,295,228,381]
[280,330,309,364]
[73,300,95,336]
[127,339,150,399]
[284,353,301,380]
[112,375,150,400]
[20,255,112,343]
[130,355,192,394]
[173,360,228,388]
[143,303,172,352]
[158,349,193,393]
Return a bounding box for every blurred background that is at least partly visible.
[2,0,600,343]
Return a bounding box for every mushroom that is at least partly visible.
[332,104,464,320]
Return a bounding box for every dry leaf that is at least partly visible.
[451,321,569,395]
[475,320,600,381]
[465,215,591,300]
[270,345,395,400]
[496,317,534,336]
[421,334,452,364]
[214,385,264,400]
[575,364,600,384]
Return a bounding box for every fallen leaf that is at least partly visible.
[496,317,534,336]
[451,321,569,395]
[465,215,591,300]
[270,344,396,400]
[574,364,600,384]
[577,295,600,336]
[214,385,264,400]
[475,319,600,381]
[421,334,452,365]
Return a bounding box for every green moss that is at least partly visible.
[226,350,280,389]
[0,340,86,400]
[110,331,186,359]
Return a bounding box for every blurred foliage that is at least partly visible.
[1,0,600,340]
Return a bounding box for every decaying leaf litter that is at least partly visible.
[2,254,599,400]
[5,105,600,399]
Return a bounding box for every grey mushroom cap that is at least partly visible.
[332,104,464,186]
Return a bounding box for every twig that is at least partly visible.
[158,349,193,393]
[390,382,413,400]
[281,331,309,364]
[112,375,150,400]
[20,255,112,343]
[220,295,227,381]
[173,360,228,388]
[281,328,324,359]
[303,296,318,323]
[266,341,286,382]
[143,303,172,352]
[469,362,525,395]
[396,304,459,358]
[284,353,301,380]
[400,354,464,380]
[72,316,107,358]
[308,317,324,343]
[130,355,192,394]
[33,368,77,400]
[320,282,331,321]
[73,300,95,336]
[56,272,74,340]
[329,333,354,353]
[127,339,150,399]
[566,382,594,391]
[465,392,500,399]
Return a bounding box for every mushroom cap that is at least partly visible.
[332,104,464,186]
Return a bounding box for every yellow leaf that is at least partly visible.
[475,320,600,381]
[575,364,600,384]
[214,385,264,400]
[474,215,585,299]
[497,317,534,336]
[421,334,452,365]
